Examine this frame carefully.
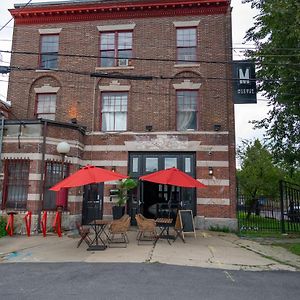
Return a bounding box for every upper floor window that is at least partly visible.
[36,93,56,120]
[100,31,132,67]
[40,34,59,69]
[176,28,197,64]
[176,90,198,131]
[101,92,128,131]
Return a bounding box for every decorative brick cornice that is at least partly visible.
[10,0,230,25]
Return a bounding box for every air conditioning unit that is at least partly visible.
[118,58,129,66]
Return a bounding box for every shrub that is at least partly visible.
[0,216,7,238]
[209,225,230,233]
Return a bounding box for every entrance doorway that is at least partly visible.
[128,152,196,221]
[142,181,181,220]
[82,183,104,225]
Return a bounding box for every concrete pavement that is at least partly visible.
[0,229,299,271]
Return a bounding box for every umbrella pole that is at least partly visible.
[167,185,171,219]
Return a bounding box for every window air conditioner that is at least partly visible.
[118,58,129,66]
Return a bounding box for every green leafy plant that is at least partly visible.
[0,216,7,238]
[115,178,138,206]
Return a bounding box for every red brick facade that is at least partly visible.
[1,0,236,230]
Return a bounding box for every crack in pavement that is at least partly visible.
[145,242,156,263]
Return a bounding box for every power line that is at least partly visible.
[7,64,300,83]
[0,80,274,121]
[1,49,300,67]
[0,61,299,84]
[1,76,299,100]
[1,32,300,52]
[0,0,34,32]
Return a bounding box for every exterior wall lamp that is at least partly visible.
[214,124,221,131]
[208,167,213,176]
[57,142,71,172]
[146,125,153,132]
[56,141,71,210]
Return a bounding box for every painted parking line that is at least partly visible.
[208,246,222,268]
[224,270,235,282]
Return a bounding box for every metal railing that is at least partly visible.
[280,180,300,233]
[237,180,300,233]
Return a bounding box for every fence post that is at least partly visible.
[279,180,285,234]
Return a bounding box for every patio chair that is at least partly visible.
[108,214,131,248]
[75,221,92,248]
[135,214,157,245]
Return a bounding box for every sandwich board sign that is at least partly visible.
[175,210,196,241]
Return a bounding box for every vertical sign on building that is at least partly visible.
[233,60,257,104]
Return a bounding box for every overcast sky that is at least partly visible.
[0,0,269,146]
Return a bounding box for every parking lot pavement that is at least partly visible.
[0,229,298,271]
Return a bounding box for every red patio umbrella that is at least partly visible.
[139,167,206,188]
[50,165,128,191]
[140,167,206,219]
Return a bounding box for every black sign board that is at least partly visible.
[233,60,257,104]
[175,210,196,240]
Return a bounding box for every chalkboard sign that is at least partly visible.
[175,210,196,240]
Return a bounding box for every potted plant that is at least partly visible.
[112,178,138,219]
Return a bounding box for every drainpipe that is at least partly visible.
[0,115,4,166]
[37,120,47,232]
[0,115,4,202]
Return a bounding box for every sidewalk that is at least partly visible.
[0,229,299,271]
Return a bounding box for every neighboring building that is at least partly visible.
[1,0,236,231]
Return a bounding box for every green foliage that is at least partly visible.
[115,178,138,206]
[244,0,300,172]
[283,167,300,184]
[0,216,7,238]
[237,139,283,201]
[209,225,231,233]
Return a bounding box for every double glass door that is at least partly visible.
[128,152,196,221]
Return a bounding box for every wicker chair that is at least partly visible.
[135,214,157,245]
[108,214,131,247]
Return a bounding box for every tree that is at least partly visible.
[243,0,300,173]
[237,139,282,217]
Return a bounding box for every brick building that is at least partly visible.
[1,0,237,231]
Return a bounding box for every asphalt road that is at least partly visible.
[0,263,299,300]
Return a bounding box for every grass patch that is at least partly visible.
[238,230,300,239]
[274,243,300,256]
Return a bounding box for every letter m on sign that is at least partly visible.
[239,68,250,84]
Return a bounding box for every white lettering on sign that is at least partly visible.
[237,89,255,94]
[239,68,250,84]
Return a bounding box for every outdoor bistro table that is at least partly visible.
[87,219,111,251]
[155,218,174,245]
